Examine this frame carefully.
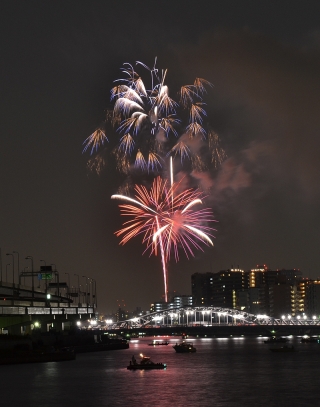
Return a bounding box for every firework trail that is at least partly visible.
[111,170,216,302]
[83,58,226,174]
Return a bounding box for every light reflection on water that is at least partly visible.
[1,336,320,407]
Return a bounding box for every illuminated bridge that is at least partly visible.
[108,307,320,335]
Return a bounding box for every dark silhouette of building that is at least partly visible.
[192,266,304,317]
[192,269,245,307]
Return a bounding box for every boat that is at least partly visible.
[127,354,167,370]
[148,340,169,346]
[0,347,76,365]
[269,345,296,353]
[301,336,319,343]
[264,336,287,344]
[173,341,196,353]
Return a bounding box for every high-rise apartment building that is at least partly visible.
[192,266,304,317]
[191,269,245,307]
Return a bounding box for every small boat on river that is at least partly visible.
[269,345,296,353]
[127,354,167,370]
[301,336,319,343]
[148,340,169,346]
[264,336,287,344]
[173,341,196,353]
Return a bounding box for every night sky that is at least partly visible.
[1,1,320,314]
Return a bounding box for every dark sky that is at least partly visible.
[1,1,320,314]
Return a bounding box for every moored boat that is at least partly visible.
[127,354,167,370]
[148,340,169,346]
[264,336,287,344]
[173,341,196,353]
[269,345,296,353]
[301,336,319,343]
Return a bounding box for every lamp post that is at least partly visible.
[74,274,80,306]
[13,251,19,285]
[39,259,45,289]
[6,263,11,282]
[25,256,34,305]
[65,272,70,299]
[6,253,14,285]
[65,272,70,288]
[23,267,29,285]
[51,264,59,297]
[88,278,92,306]
[82,276,89,307]
[91,278,97,309]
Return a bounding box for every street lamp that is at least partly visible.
[25,256,34,304]
[91,278,97,308]
[6,253,14,285]
[82,276,89,307]
[51,264,60,296]
[6,263,11,282]
[74,274,80,306]
[65,272,70,288]
[13,251,19,285]
[23,267,29,285]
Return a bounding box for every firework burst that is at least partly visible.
[111,172,216,301]
[83,58,226,174]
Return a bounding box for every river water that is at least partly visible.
[1,335,320,407]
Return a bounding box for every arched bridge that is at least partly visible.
[110,307,320,330]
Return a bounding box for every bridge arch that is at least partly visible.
[111,307,274,329]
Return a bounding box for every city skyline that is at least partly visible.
[1,1,320,313]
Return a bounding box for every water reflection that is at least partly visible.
[1,336,320,406]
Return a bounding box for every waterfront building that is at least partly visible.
[150,301,167,313]
[305,280,320,315]
[150,296,193,312]
[191,272,213,306]
[115,307,129,322]
[269,283,293,317]
[192,266,304,317]
[297,279,308,314]
[191,269,245,307]
[171,295,193,308]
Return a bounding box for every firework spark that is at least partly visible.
[111,175,216,301]
[84,59,226,174]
